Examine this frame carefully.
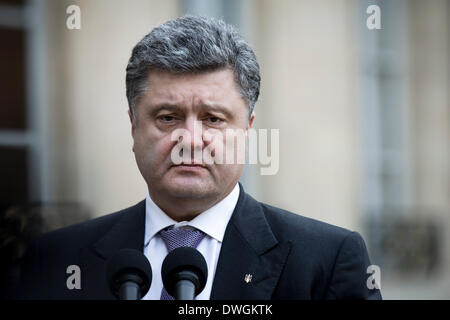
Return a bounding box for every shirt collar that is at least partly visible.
[144,183,240,247]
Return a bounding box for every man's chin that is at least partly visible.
[163,180,215,199]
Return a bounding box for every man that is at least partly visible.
[18,15,381,300]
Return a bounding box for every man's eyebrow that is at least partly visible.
[148,104,181,117]
[149,103,235,118]
[200,104,234,119]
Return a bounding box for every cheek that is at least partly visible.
[213,163,245,185]
[134,131,175,167]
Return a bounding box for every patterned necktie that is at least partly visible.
[159,226,205,300]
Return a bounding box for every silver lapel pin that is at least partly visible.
[244,274,252,283]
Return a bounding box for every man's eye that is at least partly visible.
[159,115,175,122]
[206,117,222,124]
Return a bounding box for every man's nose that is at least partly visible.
[183,118,204,159]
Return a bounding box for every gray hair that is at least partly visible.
[125,15,260,124]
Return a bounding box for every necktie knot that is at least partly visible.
[159,226,205,252]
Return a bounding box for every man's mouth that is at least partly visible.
[171,163,207,169]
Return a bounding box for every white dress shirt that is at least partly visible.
[141,183,240,300]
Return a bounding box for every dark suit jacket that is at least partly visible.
[18,184,381,300]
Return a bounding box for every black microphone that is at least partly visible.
[106,248,152,300]
[161,247,208,300]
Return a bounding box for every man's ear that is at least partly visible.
[128,110,135,152]
[247,111,255,130]
[128,110,135,135]
[245,111,255,155]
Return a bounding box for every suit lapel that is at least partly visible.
[80,200,146,299]
[211,184,291,299]
[91,200,146,260]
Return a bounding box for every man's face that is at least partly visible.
[130,68,254,209]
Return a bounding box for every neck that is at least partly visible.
[161,200,214,221]
[148,184,237,222]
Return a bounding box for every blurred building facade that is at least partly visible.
[0,0,449,298]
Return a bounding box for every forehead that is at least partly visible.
[142,68,245,109]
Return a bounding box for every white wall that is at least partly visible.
[251,0,362,231]
[43,0,180,216]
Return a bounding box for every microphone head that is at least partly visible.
[161,247,208,297]
[106,248,152,299]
